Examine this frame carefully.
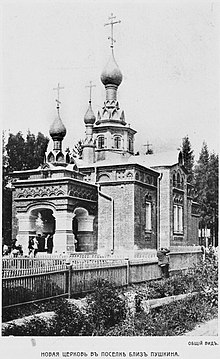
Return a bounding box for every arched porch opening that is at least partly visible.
[16,204,56,255]
[73,207,95,252]
[29,208,56,253]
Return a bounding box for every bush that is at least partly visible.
[2,257,217,336]
[105,293,217,336]
[51,299,92,336]
[105,257,218,336]
[3,316,52,336]
[134,256,218,309]
[2,299,92,336]
[86,279,127,333]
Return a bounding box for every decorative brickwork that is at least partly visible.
[134,184,157,249]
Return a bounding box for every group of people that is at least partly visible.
[2,241,23,257]
[2,233,54,258]
[28,233,54,257]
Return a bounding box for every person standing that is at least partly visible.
[33,235,39,257]
[2,244,9,256]
[157,247,170,278]
[28,238,35,256]
[46,234,53,254]
[201,245,206,262]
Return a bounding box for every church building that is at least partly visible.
[11,15,200,257]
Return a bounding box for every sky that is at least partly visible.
[1,0,219,160]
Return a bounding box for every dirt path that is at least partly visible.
[184,318,218,336]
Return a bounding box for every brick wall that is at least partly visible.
[158,169,171,248]
[169,165,188,247]
[134,184,157,249]
[97,193,113,254]
[186,199,192,245]
[190,216,200,245]
[98,184,134,253]
[186,200,199,245]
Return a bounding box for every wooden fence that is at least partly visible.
[2,256,67,278]
[2,270,69,308]
[2,250,201,308]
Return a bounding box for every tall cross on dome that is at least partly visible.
[53,83,64,107]
[85,81,96,103]
[104,13,121,49]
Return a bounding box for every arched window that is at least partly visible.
[47,152,55,163]
[98,174,110,182]
[114,136,121,149]
[66,153,70,163]
[97,136,105,149]
[177,173,181,188]
[128,137,133,152]
[145,201,152,231]
[173,173,177,187]
[181,176,184,189]
[173,205,183,233]
[56,152,64,162]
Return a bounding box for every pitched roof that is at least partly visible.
[77,150,182,171]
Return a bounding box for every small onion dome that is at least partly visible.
[101,51,123,87]
[49,114,66,140]
[84,102,96,125]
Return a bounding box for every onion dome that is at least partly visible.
[84,101,96,125]
[49,112,66,141]
[101,50,123,87]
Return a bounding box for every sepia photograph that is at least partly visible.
[1,0,219,358]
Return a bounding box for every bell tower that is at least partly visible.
[93,13,136,162]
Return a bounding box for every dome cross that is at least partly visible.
[104,13,121,49]
[53,83,64,108]
[85,81,96,103]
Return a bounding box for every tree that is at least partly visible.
[6,132,25,172]
[2,130,49,245]
[2,130,12,245]
[25,131,49,169]
[181,135,194,183]
[194,142,210,225]
[6,131,49,172]
[67,139,83,159]
[194,142,218,246]
[207,152,218,246]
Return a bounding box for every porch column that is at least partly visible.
[16,213,35,255]
[77,215,95,252]
[53,212,75,254]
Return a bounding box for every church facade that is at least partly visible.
[11,17,200,257]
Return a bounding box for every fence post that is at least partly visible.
[125,258,130,285]
[66,263,72,299]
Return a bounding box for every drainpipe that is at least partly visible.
[94,165,97,183]
[157,172,163,250]
[97,184,114,254]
